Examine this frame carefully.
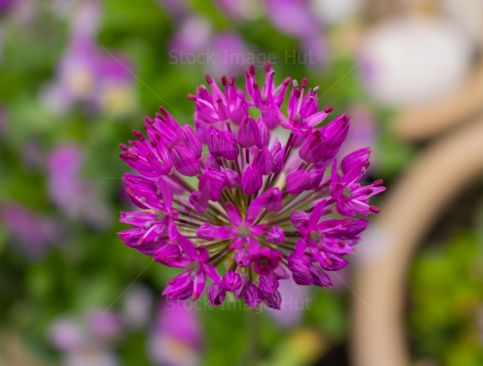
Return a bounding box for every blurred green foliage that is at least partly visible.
[410,231,483,366]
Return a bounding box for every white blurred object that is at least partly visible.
[121,285,153,330]
[442,0,483,45]
[360,18,474,107]
[311,0,363,25]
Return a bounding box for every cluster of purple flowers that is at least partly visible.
[42,0,135,116]
[119,63,384,309]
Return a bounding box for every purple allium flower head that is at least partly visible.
[119,64,384,309]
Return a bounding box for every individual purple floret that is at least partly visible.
[118,63,384,309]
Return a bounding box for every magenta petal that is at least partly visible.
[158,178,173,209]
[221,270,242,291]
[286,170,310,194]
[199,168,226,201]
[197,223,235,240]
[191,271,206,300]
[243,284,261,308]
[234,248,251,267]
[174,233,198,258]
[292,270,314,285]
[266,225,285,243]
[313,250,349,271]
[263,290,282,310]
[303,109,331,127]
[178,125,202,157]
[241,165,262,196]
[258,187,282,212]
[253,147,272,175]
[237,116,259,148]
[208,283,226,306]
[290,211,309,231]
[270,141,284,173]
[341,147,371,176]
[257,119,269,147]
[154,244,183,266]
[189,191,208,213]
[208,129,239,161]
[253,248,282,275]
[245,187,282,223]
[309,264,333,287]
[259,273,279,293]
[172,147,200,176]
[221,168,239,187]
[163,272,194,301]
[224,203,242,226]
[204,263,221,282]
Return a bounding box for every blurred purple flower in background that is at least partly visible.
[162,0,250,77]
[266,0,318,37]
[1,203,64,259]
[42,0,135,116]
[69,0,100,38]
[49,310,122,366]
[48,144,111,230]
[49,317,87,353]
[208,33,249,77]
[88,310,122,344]
[149,300,202,366]
[266,0,328,65]
[96,53,136,116]
[215,0,259,20]
[169,16,212,56]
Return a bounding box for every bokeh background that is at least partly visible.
[0,0,482,365]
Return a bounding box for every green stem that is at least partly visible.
[245,308,260,366]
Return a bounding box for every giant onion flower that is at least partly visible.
[119,63,384,309]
